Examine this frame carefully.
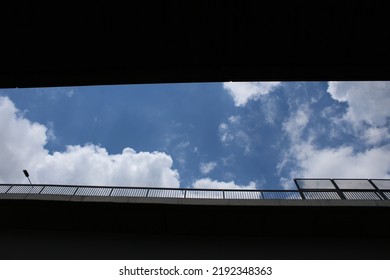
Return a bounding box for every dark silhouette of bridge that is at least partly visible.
[1,179,389,259]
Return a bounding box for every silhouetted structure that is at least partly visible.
[1,3,390,88]
[1,179,389,259]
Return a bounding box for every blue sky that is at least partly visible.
[1,81,389,189]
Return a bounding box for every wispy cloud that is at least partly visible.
[46,121,56,142]
[363,127,390,145]
[218,115,252,154]
[282,105,310,143]
[199,161,217,175]
[36,87,76,99]
[218,122,234,143]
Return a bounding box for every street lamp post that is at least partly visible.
[23,169,32,185]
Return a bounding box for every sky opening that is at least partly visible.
[1,81,389,189]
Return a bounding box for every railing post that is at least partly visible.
[294,179,306,200]
[368,180,387,200]
[330,179,346,200]
[298,189,306,200]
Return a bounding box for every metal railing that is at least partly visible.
[0,179,389,200]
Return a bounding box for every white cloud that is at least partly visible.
[38,145,180,187]
[278,141,390,189]
[192,178,256,189]
[223,81,282,106]
[277,95,390,188]
[199,161,217,175]
[293,143,390,179]
[327,81,390,127]
[0,96,180,187]
[0,96,49,184]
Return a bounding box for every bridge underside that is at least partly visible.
[2,3,390,88]
[0,198,389,259]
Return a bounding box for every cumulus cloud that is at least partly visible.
[192,178,256,189]
[36,145,180,187]
[199,161,217,175]
[327,81,390,127]
[223,81,282,106]
[291,143,390,179]
[0,96,180,187]
[0,96,49,183]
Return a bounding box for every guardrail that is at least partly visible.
[0,179,389,200]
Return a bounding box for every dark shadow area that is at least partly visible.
[1,2,390,88]
[0,199,389,259]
